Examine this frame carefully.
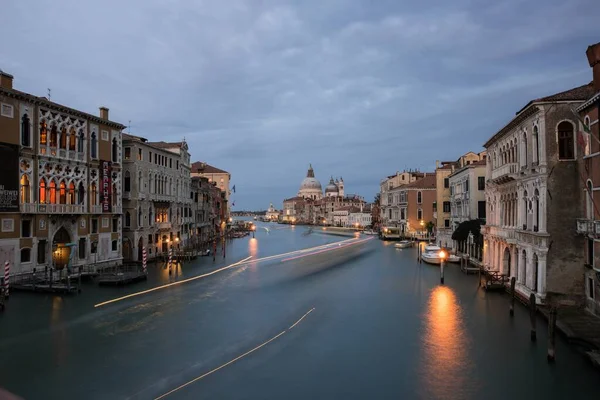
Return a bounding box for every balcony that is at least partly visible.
[485,225,517,244]
[490,163,518,184]
[157,222,172,231]
[91,205,103,214]
[577,218,593,235]
[36,204,86,214]
[138,193,146,200]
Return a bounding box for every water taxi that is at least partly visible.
[381,226,401,240]
[394,240,413,249]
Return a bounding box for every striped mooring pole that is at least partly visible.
[4,261,10,298]
[168,247,173,274]
[142,247,147,274]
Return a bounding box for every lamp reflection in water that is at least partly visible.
[51,296,69,365]
[420,286,472,399]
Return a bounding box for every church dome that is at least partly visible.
[325,177,338,193]
[298,164,323,199]
[300,177,322,191]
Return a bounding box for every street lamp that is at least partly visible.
[439,250,447,284]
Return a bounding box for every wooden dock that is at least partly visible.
[482,269,508,291]
[10,269,81,294]
[97,264,147,286]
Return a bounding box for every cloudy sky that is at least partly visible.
[1,0,598,209]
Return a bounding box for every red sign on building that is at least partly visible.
[100,160,112,213]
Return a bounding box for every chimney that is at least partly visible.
[0,71,14,90]
[99,106,109,120]
[587,42,600,91]
[436,160,439,169]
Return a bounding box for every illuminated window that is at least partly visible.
[91,182,97,206]
[60,126,67,149]
[49,180,57,204]
[39,121,47,145]
[50,124,57,147]
[20,174,30,203]
[59,181,66,204]
[69,127,76,151]
[39,179,47,203]
[68,182,75,204]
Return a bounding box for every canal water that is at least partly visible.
[1,222,599,399]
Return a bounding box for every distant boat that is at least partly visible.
[363,230,377,236]
[394,240,413,249]
[253,216,257,220]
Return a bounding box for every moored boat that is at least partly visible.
[421,251,442,265]
[424,244,441,253]
[448,254,461,263]
[394,240,413,249]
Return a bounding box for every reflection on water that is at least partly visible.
[420,286,473,399]
[248,238,258,258]
[50,296,69,365]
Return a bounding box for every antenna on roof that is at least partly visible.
[128,120,131,133]
[47,88,51,101]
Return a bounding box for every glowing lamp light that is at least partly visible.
[175,237,180,242]
[439,250,447,260]
[166,238,170,243]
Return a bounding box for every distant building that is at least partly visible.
[379,170,426,226]
[265,203,280,221]
[191,162,231,218]
[349,204,372,228]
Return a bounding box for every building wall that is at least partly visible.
[406,189,436,234]
[435,167,452,229]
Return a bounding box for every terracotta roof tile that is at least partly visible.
[147,141,184,149]
[402,175,437,189]
[191,161,229,174]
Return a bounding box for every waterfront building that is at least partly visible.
[348,205,372,228]
[191,162,231,218]
[0,72,125,274]
[121,134,191,261]
[483,82,595,305]
[577,42,600,315]
[379,170,426,226]
[265,203,280,221]
[391,175,437,237]
[332,206,360,227]
[446,159,487,248]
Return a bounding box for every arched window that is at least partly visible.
[521,132,528,167]
[50,124,58,147]
[417,191,422,204]
[68,182,75,204]
[586,180,594,220]
[138,171,142,192]
[91,182,97,206]
[60,126,67,149]
[149,173,153,194]
[149,207,153,224]
[20,175,30,203]
[534,189,539,231]
[138,208,142,227]
[78,182,85,204]
[125,211,131,227]
[124,171,131,192]
[21,114,30,147]
[39,121,47,145]
[59,181,66,204]
[112,183,117,207]
[533,253,539,292]
[533,126,539,164]
[169,178,173,195]
[523,190,528,230]
[49,179,57,204]
[39,179,47,203]
[78,130,85,152]
[558,121,575,160]
[91,132,97,159]
[112,138,118,162]
[69,127,76,151]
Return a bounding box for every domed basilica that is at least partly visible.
[298,164,344,199]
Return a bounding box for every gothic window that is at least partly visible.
[39,178,47,203]
[91,182,97,206]
[60,127,67,149]
[138,208,142,227]
[39,121,47,145]
[534,189,539,231]
[91,133,97,159]
[523,190,528,230]
[124,171,131,192]
[50,124,58,147]
[522,132,528,167]
[558,121,575,160]
[69,127,76,151]
[21,114,30,147]
[49,179,57,204]
[59,181,66,204]
[112,138,118,162]
[68,182,75,204]
[78,130,84,152]
[125,211,131,227]
[20,174,30,203]
[78,182,85,204]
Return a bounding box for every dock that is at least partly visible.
[482,269,508,291]
[97,264,147,286]
[10,269,81,294]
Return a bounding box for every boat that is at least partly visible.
[448,254,461,263]
[381,226,401,240]
[421,251,442,265]
[363,230,377,236]
[424,244,441,253]
[394,240,413,249]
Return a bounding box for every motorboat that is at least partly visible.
[421,251,442,265]
[394,240,413,249]
[363,230,377,236]
[448,254,461,263]
[424,244,441,253]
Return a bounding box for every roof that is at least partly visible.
[0,86,125,130]
[191,161,229,175]
[336,206,360,212]
[516,82,595,115]
[283,196,305,202]
[437,164,454,170]
[402,175,437,189]
[473,159,487,166]
[147,141,184,149]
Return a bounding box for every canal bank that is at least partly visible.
[1,224,600,399]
